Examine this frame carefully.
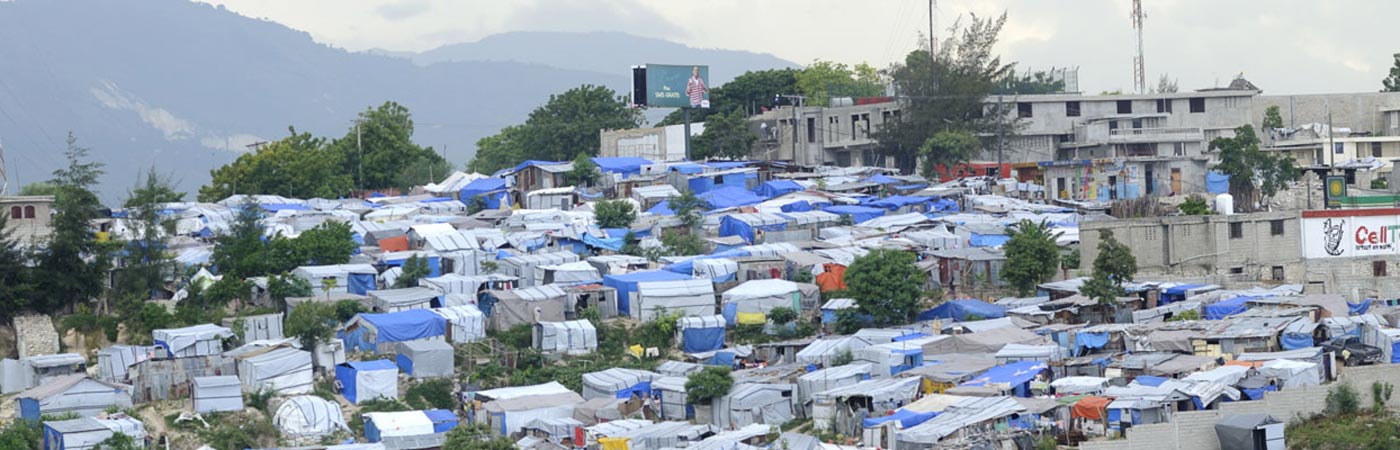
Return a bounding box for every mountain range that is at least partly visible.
[0,0,797,203]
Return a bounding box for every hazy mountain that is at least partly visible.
[0,1,794,203]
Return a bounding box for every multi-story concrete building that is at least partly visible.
[598,123,704,162]
[747,99,900,168]
[1,195,54,245]
[1079,211,1302,284]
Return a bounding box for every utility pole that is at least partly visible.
[683,107,692,160]
[1327,100,1336,169]
[928,0,937,63]
[0,138,7,196]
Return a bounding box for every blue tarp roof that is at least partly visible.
[755,180,804,198]
[508,160,567,173]
[970,232,1011,248]
[1206,171,1230,194]
[646,200,676,216]
[460,178,508,198]
[823,205,886,223]
[602,270,695,316]
[868,195,933,210]
[704,161,751,170]
[1203,295,1258,320]
[700,186,767,210]
[960,361,1048,388]
[917,299,1007,321]
[1164,284,1211,296]
[1133,376,1169,387]
[863,409,938,429]
[592,157,653,176]
[345,359,397,371]
[354,310,447,343]
[670,163,705,174]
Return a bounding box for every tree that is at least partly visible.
[17,181,58,197]
[669,190,705,230]
[199,128,353,202]
[292,221,357,266]
[331,102,447,191]
[1211,125,1298,211]
[661,228,704,256]
[1262,105,1285,130]
[918,130,982,180]
[693,109,757,160]
[34,132,107,313]
[767,307,797,325]
[685,366,735,404]
[267,272,312,309]
[567,153,599,187]
[1082,229,1137,304]
[1155,74,1179,93]
[285,301,338,350]
[0,420,40,450]
[876,13,1014,173]
[211,199,269,279]
[993,70,1065,95]
[0,214,32,317]
[594,199,637,229]
[92,432,140,450]
[1383,53,1400,92]
[659,68,801,126]
[442,423,515,450]
[794,60,884,107]
[1001,220,1062,296]
[123,167,185,208]
[467,85,642,172]
[1178,195,1213,215]
[845,249,926,326]
[395,255,430,288]
[115,168,180,313]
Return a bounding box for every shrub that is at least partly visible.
[686,366,734,404]
[768,307,797,325]
[1326,383,1360,416]
[406,379,456,410]
[1178,195,1213,215]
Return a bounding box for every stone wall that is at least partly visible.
[1078,364,1400,450]
[13,315,59,360]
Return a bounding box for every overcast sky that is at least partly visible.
[198,0,1399,95]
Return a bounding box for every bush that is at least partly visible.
[686,366,734,404]
[443,422,515,450]
[1178,195,1213,215]
[594,199,638,229]
[334,299,366,322]
[768,307,797,325]
[1373,382,1394,413]
[406,379,456,410]
[1326,383,1360,416]
[633,312,681,350]
[492,324,533,350]
[246,389,275,413]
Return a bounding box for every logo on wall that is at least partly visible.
[1322,218,1346,256]
[1325,176,1347,208]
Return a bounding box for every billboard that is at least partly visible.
[633,64,709,108]
[1301,209,1400,258]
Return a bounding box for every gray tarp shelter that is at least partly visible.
[369,287,440,312]
[500,252,580,287]
[396,339,455,379]
[192,375,245,413]
[18,375,133,421]
[235,346,314,395]
[533,320,598,355]
[152,324,233,359]
[711,383,796,429]
[41,416,146,450]
[96,346,151,385]
[222,313,285,342]
[581,368,660,400]
[1215,414,1284,450]
[634,279,716,322]
[484,285,568,330]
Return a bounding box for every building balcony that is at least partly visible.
[1108,127,1204,144]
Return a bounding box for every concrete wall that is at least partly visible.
[1302,256,1400,302]
[1079,211,1302,282]
[1078,364,1400,450]
[1256,92,1400,135]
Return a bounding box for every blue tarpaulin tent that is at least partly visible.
[1203,296,1258,320]
[689,172,753,195]
[342,310,447,352]
[1162,284,1211,304]
[969,232,1011,247]
[699,186,766,210]
[917,299,1006,321]
[865,174,901,184]
[382,253,441,278]
[460,178,507,199]
[868,195,933,211]
[365,409,459,442]
[960,361,1048,397]
[335,360,398,404]
[1206,171,1230,194]
[823,205,886,223]
[670,163,705,174]
[679,316,726,353]
[718,214,788,244]
[755,180,803,198]
[602,270,694,316]
[1074,331,1110,355]
[646,200,675,216]
[862,409,938,429]
[780,200,825,212]
[591,157,653,177]
[705,161,750,170]
[1349,299,1373,315]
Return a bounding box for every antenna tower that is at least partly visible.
[1131,0,1147,94]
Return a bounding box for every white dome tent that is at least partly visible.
[274,396,349,438]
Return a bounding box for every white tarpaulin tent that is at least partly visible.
[364,410,436,438]
[538,261,602,285]
[275,396,349,438]
[192,376,244,413]
[711,383,796,429]
[500,252,580,287]
[722,279,804,325]
[18,375,132,421]
[1258,359,1322,388]
[420,274,476,296]
[582,368,660,400]
[485,284,568,330]
[534,320,598,355]
[797,363,874,410]
[236,347,313,395]
[432,305,486,343]
[634,279,716,322]
[396,340,454,379]
[292,264,379,294]
[153,324,232,359]
[41,416,146,450]
[811,377,921,432]
[484,392,584,436]
[369,287,439,312]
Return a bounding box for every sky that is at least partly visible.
[196,0,1399,95]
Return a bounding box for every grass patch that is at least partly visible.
[1287,412,1400,450]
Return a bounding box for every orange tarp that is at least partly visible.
[1071,395,1111,420]
[1224,360,1263,368]
[379,235,409,252]
[815,263,847,292]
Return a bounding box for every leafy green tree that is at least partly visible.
[567,153,599,187]
[669,190,705,230]
[767,306,797,325]
[876,13,1013,173]
[693,109,757,160]
[0,419,40,450]
[1155,74,1179,94]
[468,85,642,173]
[123,167,185,208]
[685,366,735,404]
[1210,125,1298,211]
[293,221,357,266]
[659,69,801,126]
[17,181,58,197]
[1082,229,1137,304]
[661,228,704,256]
[34,132,107,313]
[794,60,884,107]
[395,255,431,288]
[993,70,1065,95]
[211,199,269,279]
[1384,53,1400,92]
[92,432,140,450]
[335,299,367,322]
[115,168,180,313]
[267,272,312,309]
[594,199,637,229]
[846,249,926,326]
[1178,195,1213,215]
[1262,105,1285,130]
[332,102,447,191]
[199,128,353,202]
[285,301,338,350]
[1001,220,1062,296]
[0,214,32,316]
[918,130,982,179]
[443,422,516,450]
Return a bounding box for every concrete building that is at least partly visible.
[1297,208,1400,300]
[748,99,901,168]
[1,195,54,245]
[1079,211,1302,284]
[598,123,704,162]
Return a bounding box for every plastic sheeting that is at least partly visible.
[275,396,348,438]
[582,368,659,400]
[236,347,313,395]
[823,205,885,224]
[432,305,486,343]
[535,320,598,355]
[603,270,694,317]
[336,360,398,405]
[699,186,767,210]
[634,279,716,322]
[343,310,448,351]
[862,409,938,429]
[1204,296,1256,320]
[1206,171,1230,194]
[396,340,454,379]
[153,324,233,358]
[917,299,1006,321]
[958,361,1048,397]
[678,316,727,354]
[722,279,804,325]
[192,376,244,413]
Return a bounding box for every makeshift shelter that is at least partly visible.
[718,213,789,244]
[634,279,716,322]
[896,396,1026,445]
[602,270,694,317]
[823,205,885,224]
[958,361,1050,397]
[18,375,133,422]
[500,252,580,287]
[481,284,568,330]
[797,336,873,367]
[335,360,399,405]
[192,375,244,413]
[721,279,813,325]
[275,395,349,438]
[538,261,602,286]
[916,299,1006,322]
[858,337,939,377]
[1257,359,1321,388]
[698,186,765,209]
[460,178,511,209]
[923,327,1048,356]
[711,383,797,429]
[342,310,448,353]
[432,305,487,343]
[152,324,232,359]
[533,320,599,355]
[42,416,146,450]
[395,339,455,379]
[21,354,87,390]
[755,180,803,198]
[95,346,150,385]
[632,185,681,208]
[652,376,690,421]
[364,410,459,447]
[293,264,379,295]
[677,315,727,353]
[820,298,858,325]
[1215,414,1285,450]
[235,346,314,395]
[369,287,439,312]
[222,313,284,342]
[582,368,660,400]
[812,377,921,434]
[1049,376,1110,395]
[483,392,585,436]
[797,363,874,411]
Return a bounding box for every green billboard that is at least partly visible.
[637,64,709,108]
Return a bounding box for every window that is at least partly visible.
[1173,142,1185,156]
[1229,222,1243,239]
[1108,120,1119,131]
[1373,142,1383,158]
[1156,98,1172,113]
[1117,100,1132,114]
[23,206,34,219]
[8,206,19,219]
[1066,101,1081,117]
[1375,260,1388,277]
[862,149,875,166]
[1132,119,1143,129]
[1017,102,1033,118]
[835,151,851,167]
[1272,266,1285,281]
[806,117,815,143]
[1145,227,1157,241]
[1189,97,1206,113]
[1229,267,1244,275]
[1270,220,1285,236]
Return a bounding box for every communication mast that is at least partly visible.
[1131,0,1147,94]
[0,139,8,196]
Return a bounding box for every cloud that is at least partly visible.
[500,0,688,40]
[375,0,432,21]
[90,80,196,141]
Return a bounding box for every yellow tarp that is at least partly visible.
[599,437,630,450]
[629,344,643,358]
[736,312,766,325]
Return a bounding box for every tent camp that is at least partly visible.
[235,346,313,395]
[396,339,455,379]
[812,377,921,434]
[537,261,602,286]
[42,416,146,450]
[192,376,244,413]
[420,274,479,296]
[152,324,232,359]
[483,392,585,436]
[275,395,349,438]
[582,368,660,400]
[652,376,691,421]
[721,279,818,325]
[18,375,133,421]
[431,305,486,343]
[369,287,440,312]
[336,360,399,405]
[481,284,568,330]
[957,361,1050,397]
[797,363,874,411]
[858,337,939,377]
[533,320,598,355]
[364,409,460,447]
[293,264,379,295]
[718,213,789,244]
[342,310,448,353]
[602,270,694,317]
[677,315,727,353]
[634,279,716,322]
[499,252,580,287]
[922,327,1049,356]
[711,383,796,429]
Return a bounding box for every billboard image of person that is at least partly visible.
[686,66,708,108]
[638,64,709,108]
